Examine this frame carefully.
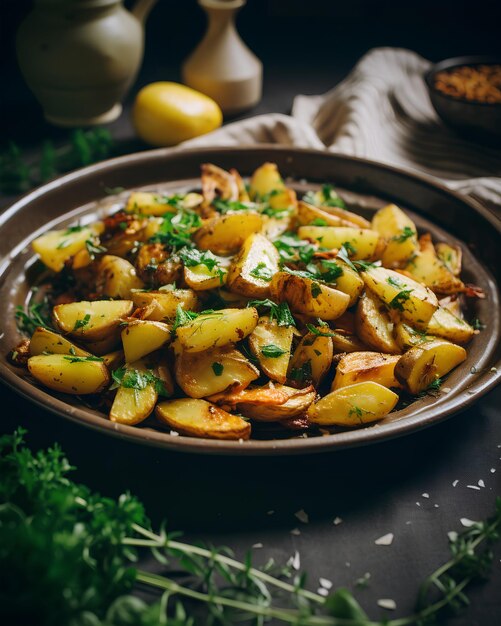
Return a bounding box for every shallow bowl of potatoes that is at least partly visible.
[0,146,500,455]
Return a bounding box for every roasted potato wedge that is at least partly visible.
[332,352,401,390]
[329,259,364,307]
[121,320,171,363]
[109,360,158,425]
[28,353,110,395]
[184,263,228,291]
[218,385,316,422]
[226,233,280,298]
[176,307,259,353]
[29,327,91,357]
[193,213,263,255]
[393,322,435,351]
[436,242,462,276]
[248,162,286,199]
[156,398,251,440]
[404,234,464,294]
[248,315,294,384]
[53,300,133,342]
[288,328,333,388]
[131,289,198,322]
[297,201,360,228]
[371,203,418,267]
[395,339,467,394]
[355,290,400,354]
[360,266,438,328]
[175,345,259,398]
[102,349,125,370]
[426,306,475,345]
[96,255,144,299]
[308,381,399,426]
[125,191,203,216]
[270,272,350,320]
[297,226,383,260]
[304,188,371,228]
[32,222,104,272]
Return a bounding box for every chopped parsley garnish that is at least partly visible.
[392,226,416,243]
[342,241,357,257]
[471,318,486,331]
[85,239,107,259]
[172,305,199,333]
[289,360,312,383]
[320,259,343,282]
[388,289,413,311]
[427,377,442,391]
[309,218,328,226]
[15,298,53,335]
[149,208,201,251]
[247,299,295,327]
[303,184,346,208]
[260,344,287,358]
[111,366,170,398]
[179,247,224,282]
[311,282,322,298]
[250,262,274,282]
[305,323,337,337]
[261,205,293,219]
[56,239,71,250]
[273,233,317,264]
[63,224,84,234]
[337,245,357,271]
[387,276,405,289]
[211,362,224,376]
[73,314,91,331]
[63,354,104,363]
[213,199,253,214]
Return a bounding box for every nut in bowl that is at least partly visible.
[425,56,501,145]
[11,161,485,443]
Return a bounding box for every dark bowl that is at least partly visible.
[425,55,501,145]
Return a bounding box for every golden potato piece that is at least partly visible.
[96,255,144,299]
[156,398,250,440]
[101,349,125,370]
[395,339,467,394]
[371,203,418,267]
[355,290,400,354]
[393,322,435,351]
[332,352,401,390]
[248,316,293,384]
[29,327,91,358]
[28,353,110,395]
[226,233,280,299]
[270,272,350,321]
[175,345,259,398]
[308,381,399,426]
[426,306,475,345]
[193,213,263,255]
[176,307,259,353]
[125,191,203,216]
[331,259,364,307]
[404,234,464,294]
[109,360,158,425]
[121,320,171,363]
[297,226,382,260]
[436,242,462,277]
[248,162,285,199]
[132,288,198,322]
[184,263,228,291]
[304,189,371,228]
[297,201,360,228]
[288,329,333,387]
[32,223,104,273]
[228,385,316,422]
[53,300,133,342]
[360,266,438,328]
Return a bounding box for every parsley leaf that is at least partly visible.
[250,262,274,282]
[110,367,170,397]
[309,218,328,226]
[289,360,312,383]
[311,282,322,298]
[392,226,416,243]
[388,289,413,311]
[211,362,224,376]
[273,233,317,264]
[247,299,296,327]
[85,239,107,260]
[63,354,104,363]
[73,314,91,331]
[15,298,53,335]
[320,259,343,282]
[260,344,287,358]
[149,208,201,250]
[179,247,225,283]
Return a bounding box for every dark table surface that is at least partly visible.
[1,1,501,623]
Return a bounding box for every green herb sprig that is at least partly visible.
[1,430,501,626]
[247,299,296,327]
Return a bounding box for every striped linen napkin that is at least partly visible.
[182,48,501,210]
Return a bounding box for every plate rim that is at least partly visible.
[1,144,500,456]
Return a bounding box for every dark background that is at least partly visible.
[1,0,501,624]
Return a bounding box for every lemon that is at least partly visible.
[132,82,223,147]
